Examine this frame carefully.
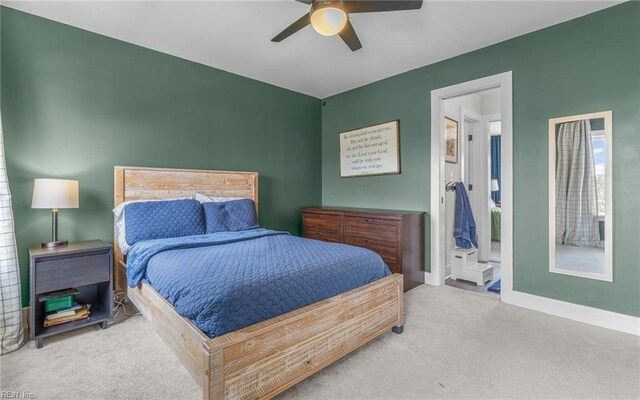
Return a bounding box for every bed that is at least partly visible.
[114,166,404,400]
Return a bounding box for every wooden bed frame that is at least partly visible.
[114,166,404,400]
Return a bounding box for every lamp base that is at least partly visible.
[42,240,68,248]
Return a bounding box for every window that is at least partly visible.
[591,130,606,216]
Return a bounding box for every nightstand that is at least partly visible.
[29,240,113,348]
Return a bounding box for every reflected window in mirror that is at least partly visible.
[549,111,612,282]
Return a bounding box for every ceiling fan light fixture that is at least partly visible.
[310,1,347,36]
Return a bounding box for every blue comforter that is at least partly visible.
[126,229,390,338]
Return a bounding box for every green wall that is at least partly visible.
[1,7,322,305]
[321,2,640,316]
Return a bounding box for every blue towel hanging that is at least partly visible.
[453,183,478,249]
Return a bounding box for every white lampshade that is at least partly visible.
[491,179,500,192]
[310,4,347,36]
[32,179,79,209]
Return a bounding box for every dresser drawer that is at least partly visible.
[344,234,397,250]
[345,217,399,243]
[304,229,342,243]
[303,212,343,243]
[345,236,401,273]
[303,213,342,233]
[35,252,111,294]
[345,236,397,257]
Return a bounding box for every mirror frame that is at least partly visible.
[548,111,613,282]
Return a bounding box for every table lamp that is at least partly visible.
[31,179,79,248]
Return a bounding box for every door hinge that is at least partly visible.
[468,184,473,191]
[468,134,473,141]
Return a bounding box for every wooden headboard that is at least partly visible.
[113,166,259,293]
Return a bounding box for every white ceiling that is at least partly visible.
[4,0,622,98]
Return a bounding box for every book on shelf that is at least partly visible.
[43,304,91,328]
[46,309,76,320]
[45,302,84,321]
[38,288,79,303]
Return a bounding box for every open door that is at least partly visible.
[461,107,491,262]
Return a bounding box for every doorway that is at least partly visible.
[441,90,501,296]
[430,72,513,303]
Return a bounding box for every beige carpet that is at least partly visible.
[2,285,639,400]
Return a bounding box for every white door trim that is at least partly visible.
[430,71,514,303]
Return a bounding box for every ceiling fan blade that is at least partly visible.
[272,13,311,42]
[338,20,362,51]
[345,0,422,14]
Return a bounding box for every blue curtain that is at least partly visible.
[491,136,501,204]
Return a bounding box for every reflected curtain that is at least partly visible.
[555,120,602,247]
[490,136,501,204]
[0,113,25,354]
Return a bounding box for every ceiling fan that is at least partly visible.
[272,0,423,51]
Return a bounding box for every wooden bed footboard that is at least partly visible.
[204,273,403,399]
[123,258,403,400]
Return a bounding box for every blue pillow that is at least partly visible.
[203,199,259,233]
[203,202,229,233]
[125,199,205,245]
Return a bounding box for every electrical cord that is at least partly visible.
[108,291,141,325]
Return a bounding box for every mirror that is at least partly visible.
[549,111,612,281]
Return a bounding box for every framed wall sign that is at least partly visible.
[339,120,400,178]
[444,117,459,163]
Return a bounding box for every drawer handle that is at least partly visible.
[364,239,372,243]
[455,255,463,259]
[364,219,374,223]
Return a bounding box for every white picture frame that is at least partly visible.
[339,120,400,178]
[548,111,613,282]
[444,117,458,164]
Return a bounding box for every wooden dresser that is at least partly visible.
[301,207,425,291]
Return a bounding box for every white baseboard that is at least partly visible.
[422,273,638,335]
[507,291,640,336]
